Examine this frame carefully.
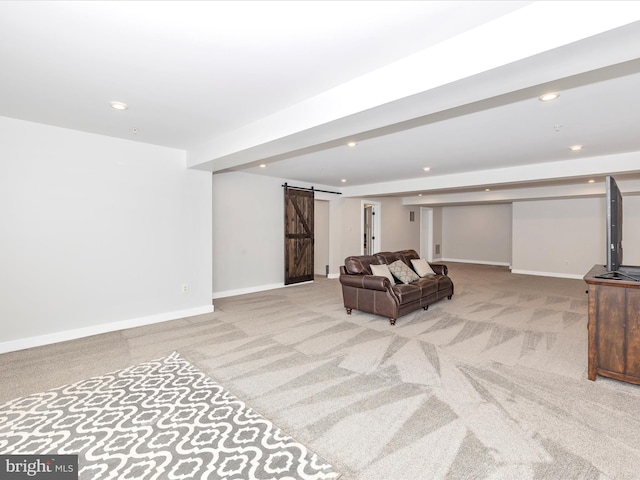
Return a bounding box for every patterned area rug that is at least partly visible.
[0,352,340,480]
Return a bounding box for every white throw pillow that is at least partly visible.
[371,264,396,285]
[411,258,436,277]
[388,260,420,285]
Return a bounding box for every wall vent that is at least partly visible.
[435,244,441,255]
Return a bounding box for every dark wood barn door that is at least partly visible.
[284,186,314,285]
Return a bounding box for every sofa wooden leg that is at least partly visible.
[346,308,352,315]
[423,305,429,311]
[447,295,453,300]
[389,318,396,326]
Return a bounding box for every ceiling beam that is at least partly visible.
[187,3,640,175]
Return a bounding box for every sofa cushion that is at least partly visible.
[434,274,454,292]
[388,260,420,284]
[391,283,422,303]
[371,263,396,285]
[415,276,438,295]
[411,258,436,277]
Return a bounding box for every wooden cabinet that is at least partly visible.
[584,265,640,385]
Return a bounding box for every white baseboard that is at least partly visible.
[212,282,285,300]
[212,279,319,300]
[511,269,584,280]
[313,273,340,279]
[440,258,584,279]
[0,305,215,355]
[440,258,511,267]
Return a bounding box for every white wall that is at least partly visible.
[0,116,213,352]
[212,173,284,295]
[378,197,420,252]
[512,196,640,278]
[331,196,360,274]
[432,207,443,260]
[442,203,512,265]
[212,172,347,296]
[314,200,330,275]
[623,195,640,267]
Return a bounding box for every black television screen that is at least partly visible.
[606,175,623,272]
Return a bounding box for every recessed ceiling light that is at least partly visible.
[259,164,266,168]
[341,179,347,183]
[588,179,595,183]
[418,194,423,197]
[539,92,559,102]
[570,145,583,151]
[423,167,431,172]
[347,141,357,147]
[485,188,491,192]
[110,101,128,111]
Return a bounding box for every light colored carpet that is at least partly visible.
[2,263,640,479]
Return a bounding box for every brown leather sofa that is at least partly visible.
[339,249,453,325]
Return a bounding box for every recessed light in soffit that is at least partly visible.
[539,92,560,102]
[110,101,128,111]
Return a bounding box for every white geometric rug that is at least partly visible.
[0,352,340,480]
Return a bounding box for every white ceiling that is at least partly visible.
[2,1,640,201]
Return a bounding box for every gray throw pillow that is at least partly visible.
[388,260,420,284]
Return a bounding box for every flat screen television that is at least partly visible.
[597,176,640,281]
[606,175,623,272]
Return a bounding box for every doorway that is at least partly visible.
[362,200,381,255]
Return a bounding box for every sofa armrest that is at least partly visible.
[429,263,448,276]
[339,274,391,292]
